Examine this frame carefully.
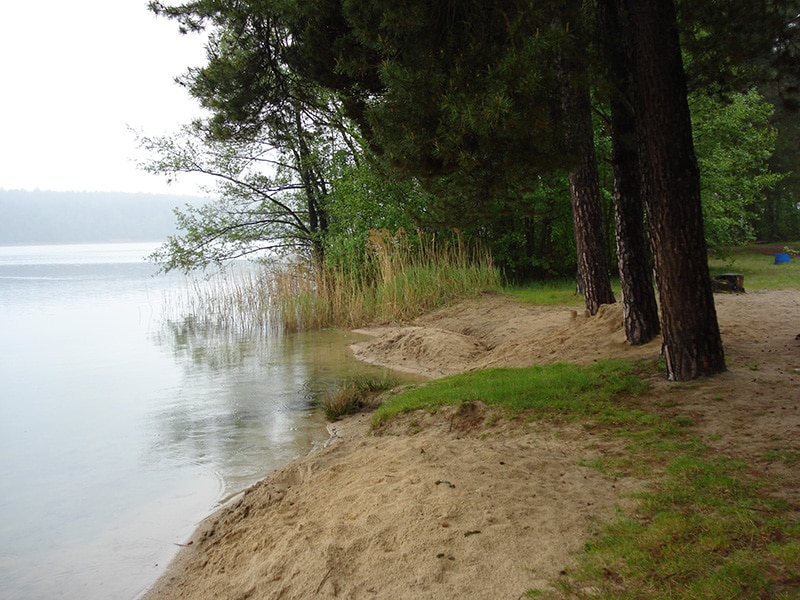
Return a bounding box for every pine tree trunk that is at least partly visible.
[555,54,616,316]
[622,0,726,379]
[610,102,661,345]
[598,0,660,345]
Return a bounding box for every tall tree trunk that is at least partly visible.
[610,103,661,345]
[621,0,726,379]
[555,54,616,315]
[597,0,660,345]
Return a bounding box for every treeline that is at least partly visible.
[0,190,202,244]
[139,1,800,279]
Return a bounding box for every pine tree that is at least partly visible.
[621,0,726,379]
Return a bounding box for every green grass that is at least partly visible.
[506,278,587,307]
[365,240,800,597]
[708,241,800,290]
[563,451,799,600]
[765,447,800,466]
[511,241,800,598]
[370,360,649,428]
[369,358,800,599]
[508,241,800,305]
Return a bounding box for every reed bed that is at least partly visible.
[161,263,279,335]
[163,228,501,334]
[165,229,501,333]
[269,228,502,331]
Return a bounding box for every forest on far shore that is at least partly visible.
[0,189,201,245]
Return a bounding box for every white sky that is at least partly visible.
[0,0,209,195]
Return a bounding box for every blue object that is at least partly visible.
[774,253,791,264]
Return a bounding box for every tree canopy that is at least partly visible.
[145,0,800,380]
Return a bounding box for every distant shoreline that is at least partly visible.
[0,189,205,246]
[0,239,167,247]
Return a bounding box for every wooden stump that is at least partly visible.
[712,273,745,294]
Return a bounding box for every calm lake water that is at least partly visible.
[0,242,385,600]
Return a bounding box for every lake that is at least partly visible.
[0,242,385,599]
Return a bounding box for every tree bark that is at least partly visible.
[610,104,661,345]
[597,0,660,345]
[621,0,726,379]
[555,54,616,315]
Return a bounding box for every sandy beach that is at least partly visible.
[142,289,800,599]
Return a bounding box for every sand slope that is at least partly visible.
[143,289,800,599]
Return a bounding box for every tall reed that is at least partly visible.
[164,229,501,334]
[270,228,502,331]
[162,264,279,335]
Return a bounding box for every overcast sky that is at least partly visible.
[0,0,210,195]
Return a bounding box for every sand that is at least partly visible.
[142,288,800,599]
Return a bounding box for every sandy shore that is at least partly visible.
[142,289,800,599]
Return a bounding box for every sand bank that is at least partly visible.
[143,289,800,599]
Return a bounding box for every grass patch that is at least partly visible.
[370,359,800,599]
[709,241,800,290]
[370,359,649,428]
[565,452,798,600]
[322,372,400,421]
[766,447,800,466]
[560,415,799,596]
[506,279,587,307]
[509,241,800,306]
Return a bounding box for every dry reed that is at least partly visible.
[270,228,502,331]
[164,229,501,334]
[161,264,278,335]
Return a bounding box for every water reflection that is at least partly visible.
[0,244,407,599]
[148,316,384,497]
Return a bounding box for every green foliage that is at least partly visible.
[286,0,595,284]
[330,0,566,180]
[140,99,438,276]
[418,172,578,281]
[678,0,800,100]
[504,177,578,280]
[690,90,782,255]
[139,161,287,271]
[323,154,431,272]
[762,89,800,241]
[138,98,354,271]
[148,0,800,291]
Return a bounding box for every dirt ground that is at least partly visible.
[143,289,800,600]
